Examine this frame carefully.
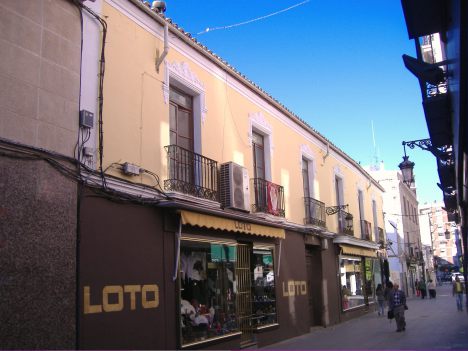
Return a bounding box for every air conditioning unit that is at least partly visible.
[219,162,250,212]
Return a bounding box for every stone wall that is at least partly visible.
[0,0,81,347]
[0,157,77,348]
[0,0,81,156]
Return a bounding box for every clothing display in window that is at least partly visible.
[180,241,238,346]
[251,249,277,327]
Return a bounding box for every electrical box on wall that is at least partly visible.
[79,110,94,128]
[123,162,141,176]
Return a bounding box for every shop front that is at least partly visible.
[78,196,314,350]
[333,237,380,321]
[177,212,310,349]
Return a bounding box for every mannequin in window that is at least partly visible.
[254,256,264,280]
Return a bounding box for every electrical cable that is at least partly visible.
[197,0,310,35]
[72,0,108,188]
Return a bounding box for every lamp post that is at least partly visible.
[444,228,451,240]
[325,204,353,231]
[398,142,415,186]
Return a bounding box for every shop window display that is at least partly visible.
[340,256,365,310]
[180,240,238,345]
[251,247,277,327]
[365,258,375,300]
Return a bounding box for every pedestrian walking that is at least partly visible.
[376,283,385,316]
[415,279,420,297]
[436,273,442,286]
[453,276,464,311]
[419,280,427,299]
[388,283,407,332]
[428,279,436,299]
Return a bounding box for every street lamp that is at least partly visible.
[444,229,450,239]
[398,142,415,186]
[325,204,353,229]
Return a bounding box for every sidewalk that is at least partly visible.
[263,284,468,350]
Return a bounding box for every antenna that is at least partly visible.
[370,120,380,171]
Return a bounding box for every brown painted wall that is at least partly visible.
[256,230,310,347]
[322,242,341,326]
[0,157,77,348]
[78,190,176,349]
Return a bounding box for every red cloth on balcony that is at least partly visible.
[267,182,280,216]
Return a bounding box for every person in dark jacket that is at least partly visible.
[383,281,393,308]
[376,284,385,316]
[388,283,407,332]
[418,280,427,299]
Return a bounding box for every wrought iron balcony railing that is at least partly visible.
[377,227,384,243]
[338,211,354,236]
[251,178,285,217]
[164,145,218,201]
[304,197,326,228]
[360,220,372,241]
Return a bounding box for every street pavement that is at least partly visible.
[263,284,468,350]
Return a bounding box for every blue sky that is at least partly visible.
[165,0,442,205]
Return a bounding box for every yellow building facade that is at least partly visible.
[75,0,388,349]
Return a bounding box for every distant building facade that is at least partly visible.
[419,202,459,277]
[368,166,424,296]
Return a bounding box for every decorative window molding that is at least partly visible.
[248,111,273,151]
[333,165,344,179]
[300,144,316,198]
[249,111,273,180]
[164,60,207,124]
[333,167,345,206]
[356,180,365,193]
[300,144,314,165]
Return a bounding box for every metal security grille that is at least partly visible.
[236,243,253,347]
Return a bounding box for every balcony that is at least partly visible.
[376,227,384,243]
[360,220,372,241]
[251,178,285,217]
[338,211,354,236]
[164,145,218,201]
[304,197,326,228]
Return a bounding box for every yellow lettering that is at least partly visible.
[83,286,102,314]
[288,280,295,296]
[300,281,307,295]
[295,281,302,295]
[142,284,159,308]
[124,285,141,310]
[102,285,124,312]
[282,281,289,296]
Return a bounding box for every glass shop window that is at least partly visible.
[339,256,365,310]
[180,240,238,346]
[251,247,277,328]
[365,258,375,300]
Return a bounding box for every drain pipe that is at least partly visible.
[156,23,169,73]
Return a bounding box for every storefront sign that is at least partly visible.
[282,280,307,297]
[234,220,252,231]
[83,284,159,314]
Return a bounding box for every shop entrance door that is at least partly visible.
[236,243,254,348]
[306,246,323,327]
